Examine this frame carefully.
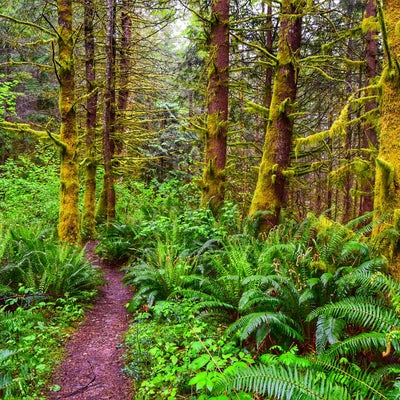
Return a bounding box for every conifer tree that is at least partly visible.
[57,0,80,244]
[249,0,303,231]
[81,0,98,239]
[97,0,117,223]
[200,0,229,213]
[360,0,378,214]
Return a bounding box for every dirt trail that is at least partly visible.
[46,243,133,400]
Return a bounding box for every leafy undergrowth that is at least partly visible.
[0,294,88,399]
[97,180,400,399]
[124,300,254,400]
[0,227,103,399]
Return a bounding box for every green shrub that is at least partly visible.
[0,295,86,399]
[124,299,254,399]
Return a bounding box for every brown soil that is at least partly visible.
[46,242,133,400]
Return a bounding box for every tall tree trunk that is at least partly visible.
[117,0,131,139]
[57,0,80,244]
[263,3,273,137]
[249,0,303,232]
[360,0,379,215]
[81,0,98,240]
[373,0,400,266]
[98,0,116,223]
[200,0,229,213]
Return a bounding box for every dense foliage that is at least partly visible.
[95,180,400,399]
[0,156,103,399]
[0,0,400,398]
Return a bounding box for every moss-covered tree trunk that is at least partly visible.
[117,0,131,148]
[248,0,303,232]
[200,0,229,213]
[81,0,98,240]
[57,0,80,244]
[360,0,379,215]
[372,0,400,264]
[98,0,116,223]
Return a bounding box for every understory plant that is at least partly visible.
[0,153,59,228]
[0,295,87,399]
[0,226,103,399]
[193,216,400,399]
[0,225,103,299]
[97,178,241,266]
[124,299,254,400]
[123,206,400,399]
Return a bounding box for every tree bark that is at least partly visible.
[81,0,98,240]
[249,0,303,232]
[117,0,132,140]
[200,0,229,213]
[360,0,379,215]
[373,0,400,266]
[57,0,80,244]
[98,0,116,223]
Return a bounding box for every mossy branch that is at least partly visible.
[0,121,50,139]
[230,32,278,64]
[0,61,52,70]
[244,99,269,115]
[229,141,263,153]
[0,13,55,37]
[301,55,364,68]
[295,87,380,157]
[47,131,67,153]
[0,121,68,155]
[73,87,99,109]
[329,159,372,184]
[18,38,55,47]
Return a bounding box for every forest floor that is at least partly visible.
[46,242,133,400]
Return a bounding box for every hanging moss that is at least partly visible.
[361,16,380,33]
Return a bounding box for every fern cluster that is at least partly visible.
[120,201,400,399]
[0,226,103,299]
[184,214,399,399]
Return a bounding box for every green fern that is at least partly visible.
[238,288,280,312]
[213,363,350,400]
[0,229,102,299]
[314,359,390,399]
[213,358,393,400]
[307,297,399,333]
[226,311,303,343]
[96,223,141,262]
[124,241,195,311]
[315,315,346,353]
[243,274,302,318]
[322,332,397,359]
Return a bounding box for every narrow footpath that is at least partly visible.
[47,242,133,400]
